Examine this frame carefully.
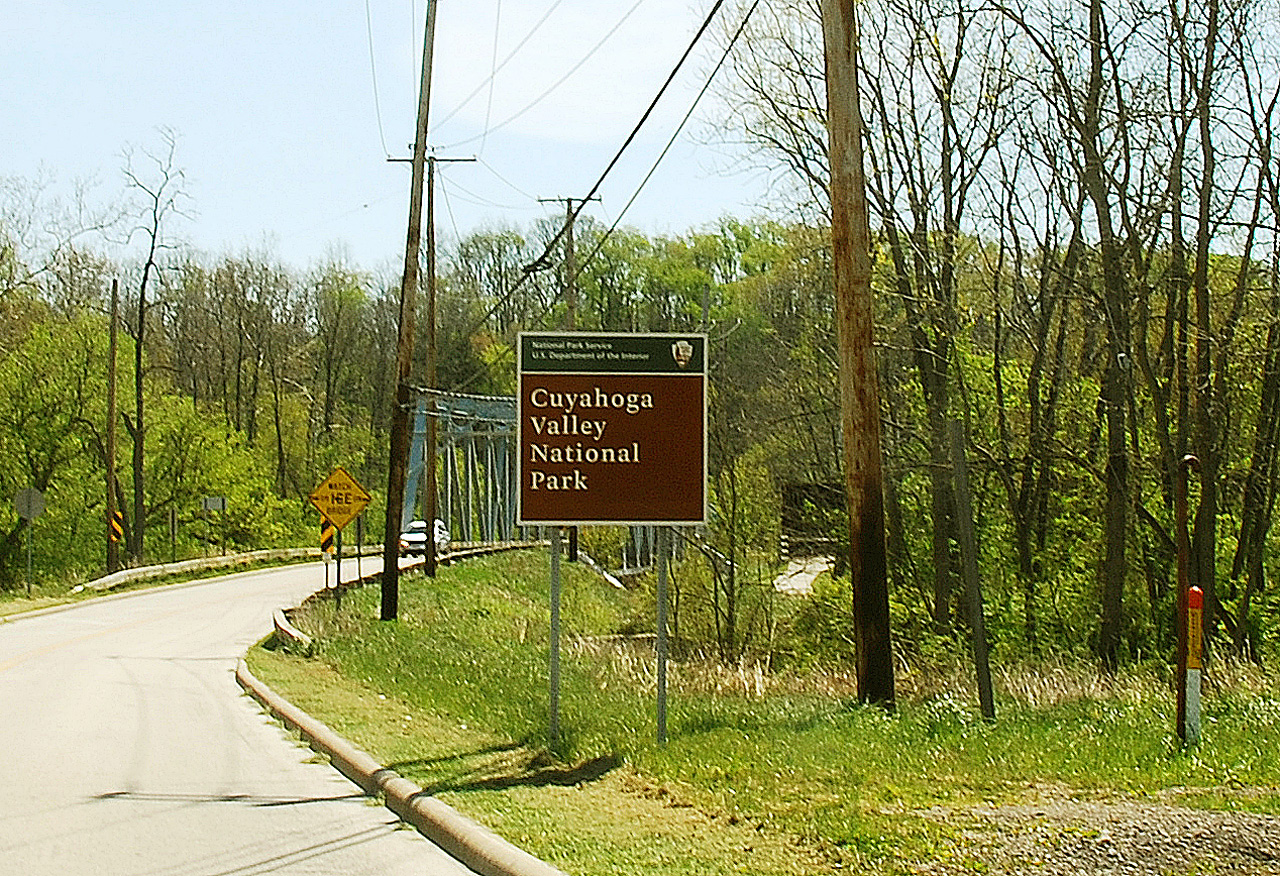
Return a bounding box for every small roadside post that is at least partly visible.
[356,516,364,582]
[655,526,671,744]
[335,525,344,609]
[320,516,337,591]
[1186,585,1204,744]
[14,488,44,595]
[549,527,562,749]
[1175,455,1199,744]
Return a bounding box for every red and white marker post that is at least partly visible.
[1186,585,1204,745]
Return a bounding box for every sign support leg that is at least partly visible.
[549,527,562,751]
[335,527,343,611]
[657,526,670,745]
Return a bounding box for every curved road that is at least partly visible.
[0,562,475,875]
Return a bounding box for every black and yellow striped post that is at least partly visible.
[320,516,336,594]
[108,509,124,543]
[320,516,345,604]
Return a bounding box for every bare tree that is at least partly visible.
[121,127,188,563]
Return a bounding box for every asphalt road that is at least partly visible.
[0,562,476,876]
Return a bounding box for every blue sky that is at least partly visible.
[2,1,779,272]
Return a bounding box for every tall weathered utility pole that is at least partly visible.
[423,154,474,578]
[382,0,439,621]
[537,195,599,562]
[106,278,121,573]
[820,0,895,707]
[537,196,599,331]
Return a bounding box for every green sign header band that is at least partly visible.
[520,332,706,375]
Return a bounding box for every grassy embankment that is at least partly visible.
[246,549,1280,875]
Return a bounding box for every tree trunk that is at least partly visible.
[1081,0,1132,670]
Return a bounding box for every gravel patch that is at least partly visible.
[917,788,1280,875]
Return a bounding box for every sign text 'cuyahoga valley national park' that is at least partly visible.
[517,332,707,525]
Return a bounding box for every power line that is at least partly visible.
[522,0,732,274]
[438,175,463,241]
[477,156,537,202]
[439,173,527,212]
[574,0,765,273]
[447,0,733,392]
[478,0,503,156]
[409,0,419,86]
[439,0,647,152]
[364,0,391,157]
[433,0,567,131]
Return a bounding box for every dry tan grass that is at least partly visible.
[572,634,1276,711]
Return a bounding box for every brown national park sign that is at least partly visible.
[517,332,707,525]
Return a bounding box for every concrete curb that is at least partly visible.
[235,660,569,876]
[270,608,315,656]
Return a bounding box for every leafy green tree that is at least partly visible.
[0,314,111,585]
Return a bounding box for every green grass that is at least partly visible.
[247,549,1280,875]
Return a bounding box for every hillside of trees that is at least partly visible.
[4,0,1280,672]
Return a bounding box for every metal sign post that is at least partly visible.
[656,526,671,745]
[1175,455,1199,743]
[1186,585,1204,744]
[549,527,562,750]
[335,525,344,609]
[202,496,226,557]
[14,488,44,595]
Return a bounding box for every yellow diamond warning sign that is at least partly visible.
[308,467,372,530]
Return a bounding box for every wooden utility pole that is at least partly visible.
[538,196,598,562]
[382,0,439,621]
[423,157,439,579]
[538,196,599,331]
[423,154,474,578]
[106,279,121,573]
[820,0,895,707]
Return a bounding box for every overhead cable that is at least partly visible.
[447,0,737,393]
[364,0,391,157]
[574,0,765,275]
[439,0,647,151]
[478,0,503,155]
[433,0,567,131]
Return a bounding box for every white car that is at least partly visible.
[398,519,450,556]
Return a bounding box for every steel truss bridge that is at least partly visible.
[401,387,666,570]
[403,388,519,543]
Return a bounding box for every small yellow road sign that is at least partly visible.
[308,467,372,530]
